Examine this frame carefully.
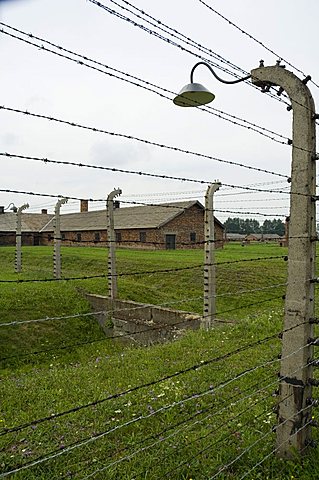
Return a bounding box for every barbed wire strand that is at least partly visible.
[0,282,287,328]
[87,0,290,108]
[0,121,289,177]
[160,409,269,479]
[1,179,305,198]
[89,0,319,120]
[0,23,293,145]
[0,254,287,284]
[2,24,317,145]
[0,321,286,437]
[196,0,319,90]
[208,407,312,479]
[0,295,284,361]
[90,0,319,121]
[238,421,313,479]
[151,360,312,478]
[0,350,300,478]
[162,386,311,479]
[81,387,279,479]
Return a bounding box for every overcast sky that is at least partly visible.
[1,0,318,223]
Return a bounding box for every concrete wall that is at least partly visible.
[85,293,201,345]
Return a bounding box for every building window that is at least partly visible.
[76,233,82,242]
[190,232,196,242]
[140,231,146,243]
[48,234,53,242]
[61,233,65,241]
[116,232,122,243]
[94,232,100,242]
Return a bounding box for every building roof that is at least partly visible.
[245,233,281,239]
[39,201,224,232]
[226,233,246,240]
[0,213,54,232]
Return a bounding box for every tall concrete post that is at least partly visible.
[252,65,316,457]
[15,203,29,273]
[107,188,122,298]
[54,197,68,279]
[202,181,221,329]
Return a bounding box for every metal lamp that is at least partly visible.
[173,61,251,107]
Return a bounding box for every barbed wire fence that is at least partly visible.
[0,4,319,479]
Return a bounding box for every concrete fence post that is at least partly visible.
[15,203,29,273]
[252,65,316,457]
[202,181,221,329]
[107,188,122,299]
[54,197,68,279]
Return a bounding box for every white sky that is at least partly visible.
[0,0,318,223]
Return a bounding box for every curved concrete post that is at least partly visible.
[202,181,221,329]
[54,197,68,279]
[15,203,29,273]
[107,188,122,299]
[252,66,316,457]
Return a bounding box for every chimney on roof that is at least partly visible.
[41,209,48,214]
[114,200,120,209]
[0,206,4,214]
[80,199,88,213]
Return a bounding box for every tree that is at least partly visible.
[262,219,285,235]
[224,217,285,235]
[224,217,260,234]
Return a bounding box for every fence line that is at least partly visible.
[82,390,276,479]
[2,322,310,442]
[0,326,285,436]
[0,255,287,284]
[0,281,287,328]
[0,353,293,478]
[66,371,280,478]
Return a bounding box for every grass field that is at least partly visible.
[0,243,318,479]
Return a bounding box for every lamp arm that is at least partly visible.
[190,61,251,84]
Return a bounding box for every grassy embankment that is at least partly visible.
[0,243,318,479]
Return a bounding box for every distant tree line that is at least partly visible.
[224,217,285,235]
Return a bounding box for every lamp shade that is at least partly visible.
[173,82,215,107]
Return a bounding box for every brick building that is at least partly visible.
[39,200,225,249]
[0,208,53,246]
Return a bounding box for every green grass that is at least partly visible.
[0,243,317,479]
